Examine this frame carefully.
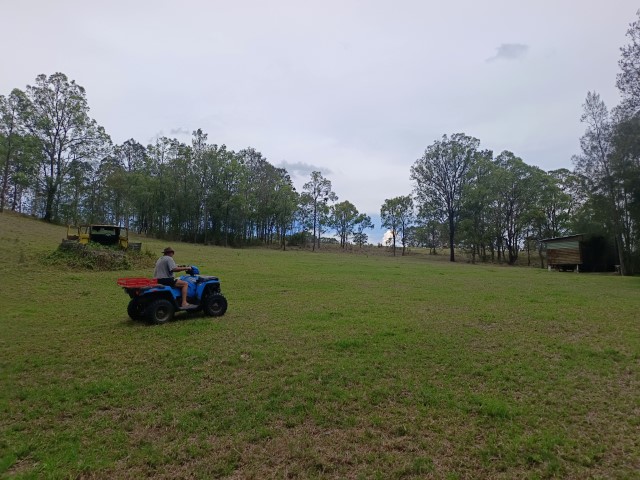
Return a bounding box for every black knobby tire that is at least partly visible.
[203,294,227,317]
[146,298,175,324]
[127,298,147,321]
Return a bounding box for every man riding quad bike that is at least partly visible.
[117,266,228,324]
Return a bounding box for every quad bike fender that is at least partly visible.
[178,274,221,299]
[142,285,179,303]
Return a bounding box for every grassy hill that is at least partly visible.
[1,211,639,479]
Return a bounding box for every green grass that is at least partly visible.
[1,211,639,478]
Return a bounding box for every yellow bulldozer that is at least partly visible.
[65,224,141,251]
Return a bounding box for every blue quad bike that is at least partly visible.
[117,266,227,324]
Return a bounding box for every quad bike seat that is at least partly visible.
[196,276,218,284]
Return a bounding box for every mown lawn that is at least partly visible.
[1,212,639,479]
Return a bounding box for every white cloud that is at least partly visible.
[169,127,191,137]
[486,43,530,62]
[278,161,330,177]
[382,230,395,246]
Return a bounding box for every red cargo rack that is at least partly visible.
[117,277,158,288]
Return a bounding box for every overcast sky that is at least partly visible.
[2,1,638,226]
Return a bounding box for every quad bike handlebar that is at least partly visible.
[177,265,200,275]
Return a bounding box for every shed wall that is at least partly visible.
[547,248,581,265]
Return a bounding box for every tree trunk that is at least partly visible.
[0,143,12,213]
[11,184,19,211]
[615,232,627,275]
[448,216,455,262]
[312,207,317,252]
[538,244,545,269]
[43,182,57,223]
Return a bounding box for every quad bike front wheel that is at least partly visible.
[203,294,227,317]
[146,299,175,324]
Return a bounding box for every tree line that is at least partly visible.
[1,11,639,273]
[376,11,640,275]
[0,73,374,250]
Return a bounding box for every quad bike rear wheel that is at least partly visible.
[127,298,147,321]
[146,299,175,324]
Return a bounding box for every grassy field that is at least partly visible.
[1,211,639,479]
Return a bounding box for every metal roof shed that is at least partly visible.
[541,234,617,272]
[541,234,583,271]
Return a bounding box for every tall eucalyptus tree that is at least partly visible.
[272,174,299,250]
[411,133,481,261]
[302,171,337,251]
[18,73,110,222]
[381,196,413,256]
[458,151,495,262]
[114,139,147,229]
[612,10,640,271]
[330,200,359,247]
[493,151,545,265]
[0,90,24,212]
[573,92,628,273]
[616,10,640,117]
[352,213,374,248]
